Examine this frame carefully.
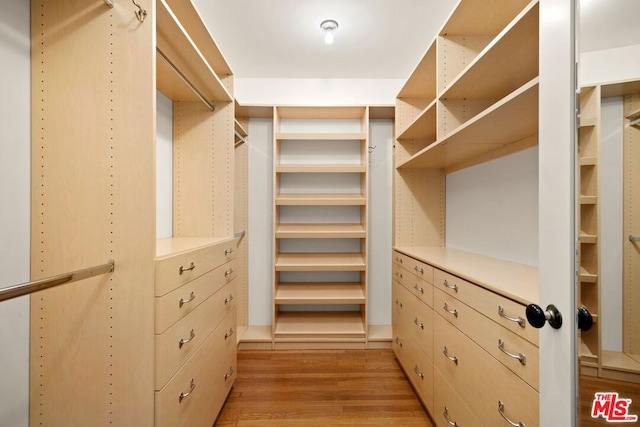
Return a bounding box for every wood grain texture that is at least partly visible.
[579,374,640,426]
[215,349,433,426]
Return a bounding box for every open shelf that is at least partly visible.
[440,0,534,35]
[397,99,437,142]
[276,165,366,173]
[275,253,366,271]
[275,193,367,206]
[275,223,366,239]
[274,311,366,339]
[398,42,437,100]
[276,132,366,141]
[275,283,365,304]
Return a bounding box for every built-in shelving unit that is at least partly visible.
[273,106,369,348]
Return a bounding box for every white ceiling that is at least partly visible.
[193,0,640,80]
[193,0,457,79]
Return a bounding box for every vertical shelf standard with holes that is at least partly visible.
[272,106,369,348]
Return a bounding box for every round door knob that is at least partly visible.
[577,306,593,331]
[526,303,563,329]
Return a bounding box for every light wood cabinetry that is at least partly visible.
[393,0,540,425]
[273,106,369,348]
[31,0,238,425]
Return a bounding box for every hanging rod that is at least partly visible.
[156,48,215,112]
[234,230,246,239]
[630,118,640,128]
[235,130,247,147]
[0,260,115,303]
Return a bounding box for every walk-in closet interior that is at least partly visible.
[1,0,639,426]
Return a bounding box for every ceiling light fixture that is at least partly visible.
[320,19,338,45]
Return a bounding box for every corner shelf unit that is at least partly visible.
[272,106,369,348]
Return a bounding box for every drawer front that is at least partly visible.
[393,264,434,308]
[434,288,539,390]
[433,269,538,346]
[392,324,434,414]
[434,314,538,427]
[155,241,238,296]
[433,369,481,427]
[155,309,237,427]
[393,281,433,361]
[155,260,236,333]
[155,282,236,389]
[393,251,434,283]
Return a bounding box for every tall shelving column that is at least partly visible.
[577,85,601,374]
[272,106,369,348]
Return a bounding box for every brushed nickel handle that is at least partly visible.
[179,291,196,307]
[225,248,234,255]
[413,364,424,379]
[224,268,234,277]
[395,298,403,308]
[179,379,195,401]
[224,327,234,340]
[179,262,195,275]
[395,337,403,348]
[395,271,403,279]
[498,305,526,328]
[178,329,195,348]
[395,256,403,263]
[443,302,459,318]
[443,346,458,365]
[443,407,459,427]
[443,279,458,292]
[413,317,424,330]
[413,283,424,293]
[224,366,234,381]
[498,401,525,427]
[413,265,424,274]
[498,339,526,365]
[224,294,234,304]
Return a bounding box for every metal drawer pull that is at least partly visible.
[179,262,195,275]
[225,248,234,255]
[395,256,403,263]
[225,268,234,277]
[414,265,424,274]
[498,401,525,427]
[225,294,234,304]
[395,337,403,347]
[395,271,403,279]
[225,327,234,340]
[443,279,458,292]
[178,329,195,348]
[395,298,403,308]
[413,364,424,379]
[413,317,424,329]
[443,407,458,427]
[498,339,526,365]
[443,346,458,365]
[413,283,424,293]
[443,302,458,317]
[498,305,526,328]
[179,379,195,401]
[224,366,234,381]
[179,291,196,307]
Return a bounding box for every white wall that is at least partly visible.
[0,1,31,425]
[156,92,173,239]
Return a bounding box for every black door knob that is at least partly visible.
[577,306,593,331]
[526,303,563,329]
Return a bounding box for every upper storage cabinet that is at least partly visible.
[396,0,539,172]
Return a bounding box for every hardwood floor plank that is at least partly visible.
[215,349,433,426]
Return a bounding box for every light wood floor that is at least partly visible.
[215,349,433,426]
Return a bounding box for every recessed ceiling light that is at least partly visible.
[320,19,339,45]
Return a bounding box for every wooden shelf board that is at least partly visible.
[276,164,366,173]
[579,156,597,166]
[601,350,640,375]
[275,223,366,238]
[156,0,232,103]
[578,233,597,244]
[579,266,598,283]
[440,2,538,100]
[276,193,366,206]
[274,311,366,337]
[275,282,365,304]
[398,42,437,100]
[234,118,248,137]
[276,132,366,141]
[276,106,367,119]
[398,78,539,170]
[579,338,598,360]
[368,325,392,342]
[397,99,437,141]
[441,0,533,35]
[579,117,597,128]
[275,253,366,271]
[155,236,234,259]
[580,195,597,205]
[238,325,273,343]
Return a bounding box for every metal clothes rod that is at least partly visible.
[156,48,215,112]
[629,235,640,242]
[0,260,115,303]
[234,130,247,147]
[630,118,640,128]
[234,230,246,239]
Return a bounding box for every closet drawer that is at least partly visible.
[433,269,538,346]
[155,309,237,427]
[433,369,480,427]
[155,240,237,297]
[393,251,434,284]
[434,288,538,390]
[392,264,434,308]
[434,314,538,427]
[393,281,433,361]
[155,282,236,390]
[155,260,236,334]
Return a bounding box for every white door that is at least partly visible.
[538,0,578,426]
